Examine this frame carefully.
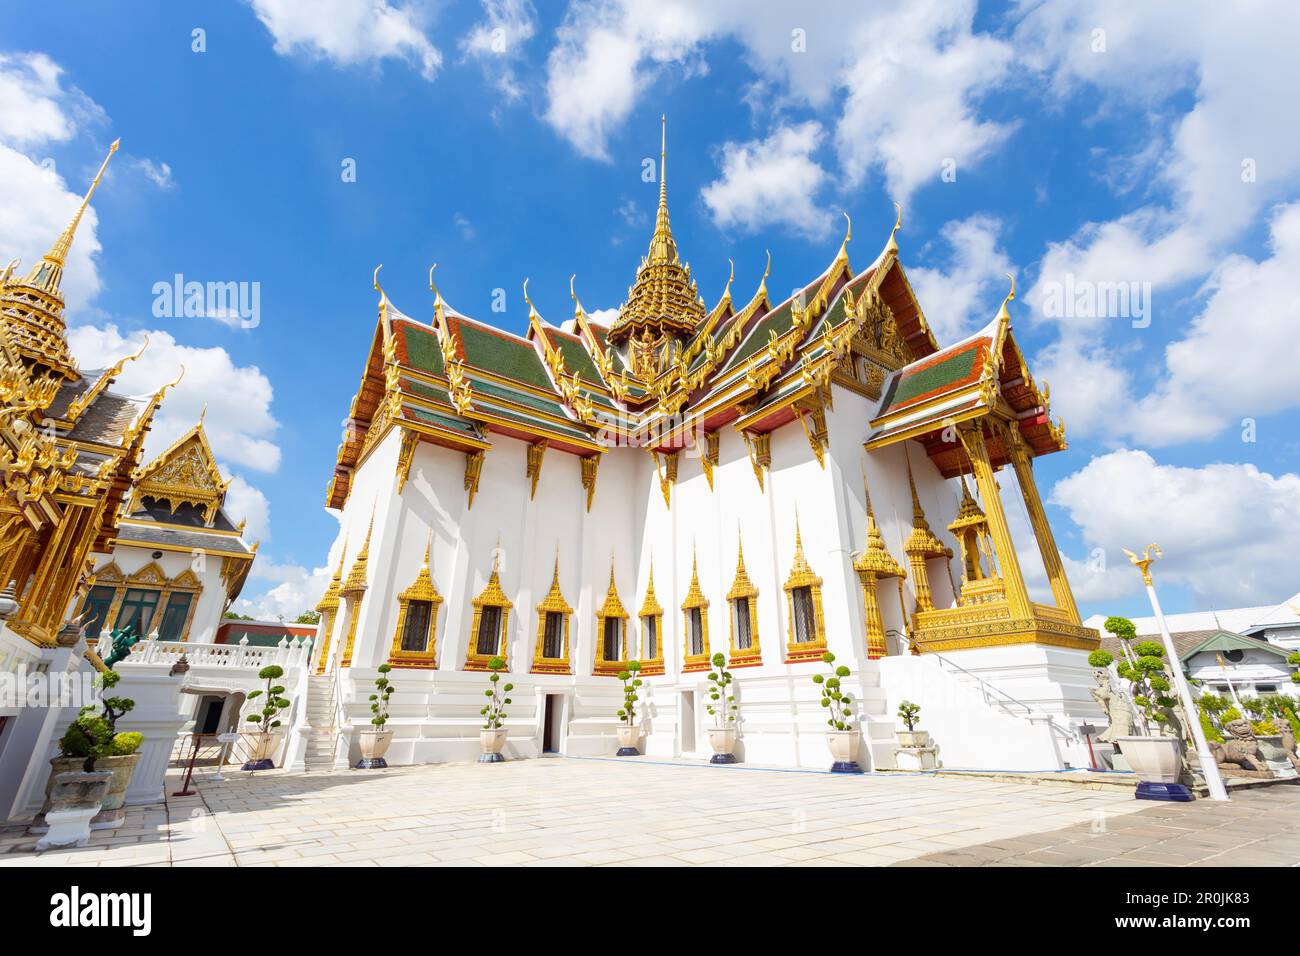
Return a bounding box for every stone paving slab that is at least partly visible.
[1,756,1294,867]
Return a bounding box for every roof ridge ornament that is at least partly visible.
[885,202,903,256]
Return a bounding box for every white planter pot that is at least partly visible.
[243,731,283,770]
[616,725,641,755]
[1117,735,1182,784]
[479,728,507,763]
[897,730,930,749]
[36,771,112,851]
[707,726,739,764]
[826,729,863,773]
[357,729,394,768]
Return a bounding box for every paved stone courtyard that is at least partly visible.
[2,757,1297,867]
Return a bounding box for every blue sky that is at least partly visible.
[2,0,1297,621]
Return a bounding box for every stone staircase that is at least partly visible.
[303,673,339,771]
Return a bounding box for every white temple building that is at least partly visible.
[308,127,1104,773]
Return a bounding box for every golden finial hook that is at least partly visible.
[885,202,903,255]
[1123,543,1162,586]
[372,264,382,292]
[722,258,734,300]
[522,277,536,316]
[997,272,1016,322]
[428,263,439,296]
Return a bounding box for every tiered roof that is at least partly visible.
[326,157,1065,511]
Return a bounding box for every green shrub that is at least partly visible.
[1221,707,1242,723]
[369,663,394,728]
[1252,719,1278,736]
[812,652,855,731]
[705,653,737,728]
[616,661,642,726]
[1087,649,1114,669]
[1103,616,1137,640]
[245,664,291,733]
[109,731,144,756]
[480,657,513,730]
[897,700,921,732]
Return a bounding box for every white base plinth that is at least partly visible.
[36,807,96,850]
[894,747,938,771]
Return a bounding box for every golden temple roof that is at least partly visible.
[2,139,119,379]
[609,117,706,344]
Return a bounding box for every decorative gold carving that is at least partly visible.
[395,428,418,493]
[726,530,761,667]
[783,516,827,662]
[700,430,719,491]
[854,471,906,660]
[526,439,547,500]
[387,532,442,668]
[638,561,665,676]
[594,557,630,676]
[742,431,770,492]
[130,419,229,525]
[903,446,950,614]
[680,548,711,673]
[654,450,679,508]
[465,545,512,671]
[580,455,599,512]
[532,550,572,674]
[339,509,374,667]
[464,449,485,509]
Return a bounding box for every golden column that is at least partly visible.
[339,513,374,668]
[903,451,944,613]
[854,473,906,659]
[313,534,347,675]
[1002,423,1081,624]
[958,423,1032,619]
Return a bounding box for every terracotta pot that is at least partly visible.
[480,728,507,756]
[616,724,641,755]
[358,729,393,761]
[826,728,863,773]
[1117,735,1182,784]
[897,730,930,749]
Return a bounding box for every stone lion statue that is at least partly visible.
[1090,671,1133,744]
[1278,722,1300,772]
[1209,718,1268,772]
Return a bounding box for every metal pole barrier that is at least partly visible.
[173,734,202,797]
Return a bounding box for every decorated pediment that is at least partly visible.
[131,421,229,523]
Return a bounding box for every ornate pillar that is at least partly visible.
[1003,423,1081,624]
[960,423,1032,619]
[858,570,886,659]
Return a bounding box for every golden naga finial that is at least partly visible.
[569,273,585,318]
[996,272,1016,323]
[522,277,538,319]
[837,210,852,261]
[1123,544,1162,587]
[722,258,734,303]
[758,249,771,296]
[372,263,390,307]
[885,202,903,256]
[427,263,439,298]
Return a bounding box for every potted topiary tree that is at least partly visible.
[615,660,643,755]
[896,700,928,748]
[478,656,512,763]
[243,664,291,770]
[705,652,739,764]
[1089,616,1185,792]
[35,706,116,849]
[31,669,143,835]
[812,651,862,773]
[357,663,395,769]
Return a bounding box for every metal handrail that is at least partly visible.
[930,650,1076,741]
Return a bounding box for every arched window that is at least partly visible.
[532,554,572,674]
[638,562,665,676]
[726,532,762,667]
[388,536,442,668]
[681,551,711,673]
[466,550,512,671]
[594,560,630,675]
[783,519,827,662]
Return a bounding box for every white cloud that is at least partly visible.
[907,215,1012,343]
[1049,449,1300,607]
[249,0,442,79]
[0,52,101,149]
[133,157,174,190]
[234,557,333,621]
[224,474,271,542]
[460,0,537,101]
[700,121,831,240]
[65,324,281,474]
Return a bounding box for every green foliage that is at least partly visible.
[479,657,513,730]
[223,612,254,620]
[1198,710,1223,744]
[1087,649,1114,669]
[1103,616,1137,640]
[109,731,144,756]
[369,663,394,728]
[897,700,921,732]
[811,652,855,732]
[1251,719,1279,736]
[294,610,322,624]
[705,652,738,729]
[616,660,642,727]
[1288,652,1300,667]
[1198,693,1229,715]
[59,710,114,772]
[1221,707,1242,723]
[1240,696,1270,718]
[245,664,291,733]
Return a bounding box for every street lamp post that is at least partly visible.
[1125,545,1229,802]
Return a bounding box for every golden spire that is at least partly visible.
[903,445,944,556]
[856,469,905,578]
[26,139,120,293]
[316,531,349,612]
[609,115,704,343]
[341,508,375,595]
